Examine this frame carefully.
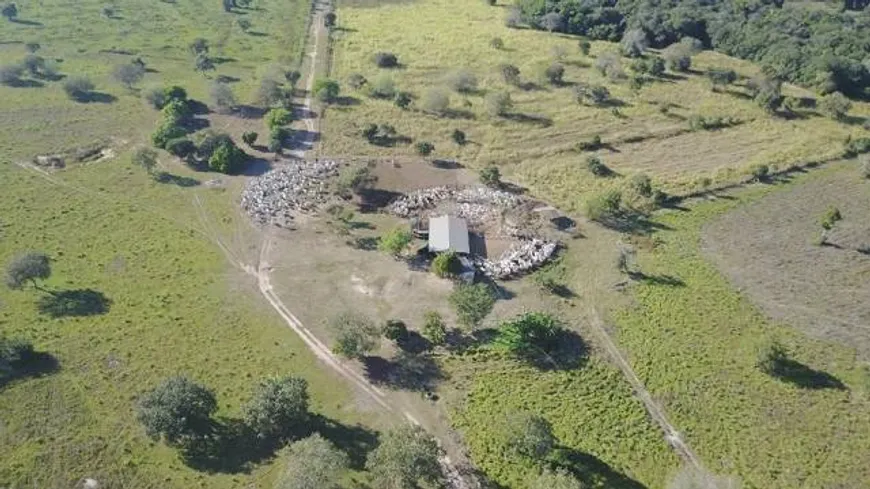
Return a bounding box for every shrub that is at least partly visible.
[415,141,434,156]
[749,164,770,182]
[208,140,247,174]
[586,156,611,176]
[679,36,704,54]
[505,8,522,28]
[530,469,584,489]
[373,52,398,68]
[422,311,447,345]
[503,411,555,460]
[544,63,565,84]
[22,54,44,76]
[540,12,563,32]
[751,77,784,113]
[485,91,512,117]
[452,129,467,145]
[578,40,591,55]
[490,37,504,50]
[663,45,692,72]
[324,11,336,27]
[265,107,293,129]
[630,173,653,198]
[276,434,349,489]
[449,283,496,329]
[0,63,23,85]
[844,137,870,158]
[143,86,167,109]
[151,121,186,149]
[708,68,737,90]
[209,81,236,113]
[347,73,367,90]
[161,98,191,124]
[756,339,788,375]
[131,147,158,174]
[366,426,443,489]
[62,76,95,101]
[648,57,666,77]
[621,28,648,58]
[574,84,610,106]
[165,137,195,158]
[196,131,233,159]
[136,376,217,446]
[243,376,309,440]
[819,91,852,121]
[329,312,380,359]
[378,227,412,257]
[499,63,521,86]
[112,63,145,89]
[495,312,566,365]
[479,165,500,186]
[577,135,603,152]
[284,69,301,86]
[383,320,408,342]
[594,52,621,77]
[430,251,458,278]
[421,88,450,115]
[0,336,35,374]
[447,69,478,93]
[314,78,340,103]
[820,206,842,230]
[164,85,187,103]
[369,74,396,99]
[585,190,622,221]
[257,77,285,107]
[5,252,51,290]
[2,2,17,21]
[268,127,288,153]
[242,131,258,146]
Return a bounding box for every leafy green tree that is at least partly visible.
[324,11,337,28]
[258,77,285,107]
[485,90,512,117]
[275,434,349,489]
[530,468,584,489]
[1,2,17,21]
[378,227,413,257]
[503,411,555,460]
[422,311,447,345]
[366,425,443,489]
[5,252,51,291]
[242,131,258,146]
[314,78,340,103]
[544,63,565,84]
[499,63,521,86]
[336,164,377,196]
[329,312,380,359]
[383,320,409,342]
[421,88,450,115]
[162,98,191,124]
[132,147,158,175]
[479,165,501,187]
[210,81,236,113]
[164,85,188,103]
[452,129,467,145]
[0,336,35,376]
[208,140,247,174]
[584,190,622,221]
[495,312,564,362]
[151,121,186,149]
[136,376,217,446]
[243,376,309,440]
[578,40,591,55]
[269,127,288,153]
[165,138,196,159]
[820,206,842,230]
[707,68,737,91]
[112,63,145,89]
[265,107,293,129]
[430,251,458,278]
[285,70,301,86]
[394,91,413,109]
[449,283,496,329]
[415,141,434,156]
[756,339,788,375]
[621,28,648,57]
[819,91,852,121]
[648,57,666,77]
[63,76,95,101]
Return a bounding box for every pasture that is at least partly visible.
[322,0,868,211]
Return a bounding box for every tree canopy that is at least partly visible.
[243,376,310,440]
[136,376,217,446]
[329,312,380,359]
[365,425,443,489]
[274,434,349,489]
[449,283,496,329]
[5,252,51,290]
[503,411,556,460]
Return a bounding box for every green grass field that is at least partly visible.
[611,163,870,489]
[323,0,869,207]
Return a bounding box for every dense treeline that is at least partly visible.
[515,0,870,96]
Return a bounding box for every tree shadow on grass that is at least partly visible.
[628,271,685,287]
[357,188,403,212]
[348,236,379,251]
[312,414,379,470]
[0,351,60,391]
[522,329,588,371]
[503,112,553,127]
[154,172,200,187]
[37,289,111,317]
[595,212,674,235]
[72,92,117,104]
[362,352,446,393]
[181,418,275,474]
[396,331,433,354]
[5,78,44,88]
[550,447,648,489]
[11,18,43,26]
[771,359,846,390]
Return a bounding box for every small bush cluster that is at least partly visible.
[479,165,501,187]
[422,311,447,345]
[373,52,399,68]
[362,123,399,146]
[585,190,622,222]
[449,283,496,329]
[687,115,740,131]
[585,156,612,176]
[430,251,459,278]
[577,135,603,151]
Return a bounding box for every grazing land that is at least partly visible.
[703,162,870,359]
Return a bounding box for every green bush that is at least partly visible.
[208,140,247,174]
[394,91,413,109]
[165,137,195,158]
[818,91,852,120]
[241,131,258,146]
[584,190,622,221]
[446,69,478,93]
[585,155,611,176]
[373,52,398,68]
[329,312,380,359]
[820,206,842,230]
[161,99,191,124]
[347,73,367,90]
[749,164,770,182]
[544,63,565,84]
[313,78,340,103]
[269,127,288,153]
[479,165,501,187]
[415,141,434,156]
[844,137,870,158]
[151,121,186,149]
[577,134,602,151]
[495,312,565,362]
[0,336,35,374]
[430,251,458,278]
[243,376,309,440]
[449,283,496,329]
[383,320,409,342]
[265,107,293,129]
[422,311,447,345]
[452,129,467,145]
[485,91,512,117]
[369,74,396,99]
[378,227,412,257]
[421,88,450,115]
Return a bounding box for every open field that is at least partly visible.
[703,162,870,359]
[611,167,870,489]
[321,0,869,209]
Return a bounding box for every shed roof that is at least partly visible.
[428,215,470,254]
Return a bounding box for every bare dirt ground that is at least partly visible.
[702,162,870,359]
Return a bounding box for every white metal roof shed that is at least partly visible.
[427,215,470,254]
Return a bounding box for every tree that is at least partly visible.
[430,251,458,278]
[479,165,500,187]
[585,190,622,222]
[421,88,450,115]
[366,425,443,489]
[189,38,209,55]
[210,81,236,113]
[447,69,478,93]
[274,434,349,489]
[490,37,504,50]
[452,129,467,145]
[648,57,666,77]
[162,98,191,124]
[314,78,340,103]
[164,85,188,103]
[373,52,399,68]
[336,164,377,196]
[499,63,521,86]
[222,0,234,12]
[819,91,852,121]
[383,320,409,342]
[544,63,565,84]
[756,339,788,375]
[269,127,287,153]
[132,147,158,175]
[0,63,23,86]
[329,312,380,359]
[285,70,301,86]
[586,155,611,176]
[751,77,783,113]
[395,91,413,109]
[151,121,186,149]
[820,206,842,231]
[574,84,610,106]
[449,283,496,329]
[242,131,258,146]
[348,73,367,90]
[505,8,522,28]
[265,107,293,129]
[485,90,512,117]
[504,411,555,459]
[258,77,285,106]
[578,40,591,56]
[63,77,95,101]
[495,312,564,362]
[324,11,337,28]
[369,74,396,99]
[1,2,17,21]
[208,140,247,174]
[144,86,167,109]
[708,69,737,91]
[0,336,36,376]
[165,138,195,158]
[5,252,51,291]
[422,311,447,345]
[540,12,563,32]
[530,468,584,489]
[194,53,215,73]
[243,376,309,440]
[21,54,44,76]
[136,376,217,446]
[663,45,692,72]
[112,63,144,89]
[236,18,251,32]
[621,28,648,58]
[378,227,413,257]
[415,141,434,156]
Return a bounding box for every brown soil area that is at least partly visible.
[701,163,870,358]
